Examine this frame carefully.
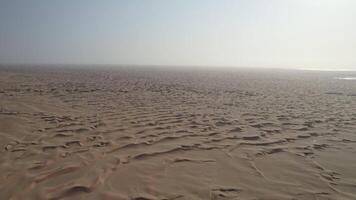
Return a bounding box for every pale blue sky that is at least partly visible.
[0,0,355,69]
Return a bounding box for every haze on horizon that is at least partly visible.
[0,0,356,70]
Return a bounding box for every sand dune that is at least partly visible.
[1,66,356,199]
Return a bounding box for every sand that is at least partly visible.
[0,65,356,200]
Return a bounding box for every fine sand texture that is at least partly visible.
[1,66,356,200]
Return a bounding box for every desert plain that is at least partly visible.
[0,66,356,200]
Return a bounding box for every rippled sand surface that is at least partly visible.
[1,66,356,200]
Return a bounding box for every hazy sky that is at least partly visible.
[0,0,356,69]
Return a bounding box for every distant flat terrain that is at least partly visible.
[1,66,356,200]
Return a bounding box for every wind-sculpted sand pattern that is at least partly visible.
[1,66,356,200]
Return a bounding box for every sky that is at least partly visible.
[0,0,356,69]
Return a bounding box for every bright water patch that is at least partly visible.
[336,77,356,80]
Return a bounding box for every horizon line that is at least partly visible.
[0,63,355,71]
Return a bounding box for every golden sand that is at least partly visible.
[1,66,356,200]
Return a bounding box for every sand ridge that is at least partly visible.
[0,66,356,199]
